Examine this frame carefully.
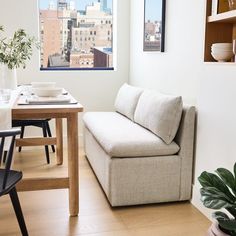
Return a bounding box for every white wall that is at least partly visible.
[0,0,130,112]
[130,0,204,104]
[130,0,236,218]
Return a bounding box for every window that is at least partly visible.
[39,0,114,70]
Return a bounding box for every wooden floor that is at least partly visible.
[0,147,210,236]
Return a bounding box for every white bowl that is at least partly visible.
[211,51,234,62]
[31,82,56,88]
[32,87,63,97]
[211,46,233,50]
[212,43,232,49]
[211,48,233,53]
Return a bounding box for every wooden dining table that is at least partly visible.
[11,93,83,216]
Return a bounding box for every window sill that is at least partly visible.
[40,67,115,71]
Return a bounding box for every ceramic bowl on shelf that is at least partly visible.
[211,48,233,53]
[211,51,234,62]
[211,43,234,62]
[31,82,56,88]
[211,43,233,49]
[32,87,63,97]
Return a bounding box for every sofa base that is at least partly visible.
[84,127,189,207]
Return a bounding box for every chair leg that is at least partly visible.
[3,151,7,163]
[0,137,5,165]
[9,187,28,236]
[42,122,50,164]
[18,126,25,153]
[45,121,55,153]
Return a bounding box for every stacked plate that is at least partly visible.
[211,43,234,62]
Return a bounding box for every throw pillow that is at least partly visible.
[134,90,183,144]
[114,83,143,121]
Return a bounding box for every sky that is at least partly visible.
[39,0,112,11]
[145,0,162,22]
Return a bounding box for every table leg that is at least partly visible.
[56,118,63,165]
[67,113,79,216]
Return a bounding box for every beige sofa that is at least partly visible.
[83,84,196,207]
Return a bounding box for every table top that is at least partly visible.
[11,87,84,119]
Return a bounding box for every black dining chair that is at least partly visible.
[12,119,55,164]
[0,128,28,236]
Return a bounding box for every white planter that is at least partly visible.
[206,223,230,236]
[0,64,17,90]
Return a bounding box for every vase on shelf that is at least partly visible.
[228,0,236,10]
[0,64,17,90]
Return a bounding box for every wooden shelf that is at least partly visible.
[208,10,236,23]
[205,62,236,65]
[204,0,236,63]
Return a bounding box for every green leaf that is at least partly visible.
[198,171,236,200]
[226,207,236,218]
[216,168,236,195]
[213,211,230,221]
[234,163,236,179]
[0,26,38,69]
[200,187,234,209]
[218,219,236,231]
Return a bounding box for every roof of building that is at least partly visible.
[48,54,70,67]
[94,47,112,54]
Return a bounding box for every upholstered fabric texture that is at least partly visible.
[114,83,143,121]
[83,105,196,206]
[84,127,181,207]
[134,90,183,144]
[175,106,196,200]
[83,112,180,157]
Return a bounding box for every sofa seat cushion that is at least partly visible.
[83,112,180,158]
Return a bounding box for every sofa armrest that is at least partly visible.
[175,105,196,200]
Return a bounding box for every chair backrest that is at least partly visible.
[0,128,21,190]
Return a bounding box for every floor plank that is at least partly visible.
[0,147,210,235]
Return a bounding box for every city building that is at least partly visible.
[40,0,113,68]
[39,10,63,67]
[99,0,107,12]
[94,47,112,67]
[70,52,94,68]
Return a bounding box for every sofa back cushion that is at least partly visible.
[115,83,143,121]
[134,90,183,144]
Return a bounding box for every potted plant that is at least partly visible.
[198,163,236,236]
[0,25,39,89]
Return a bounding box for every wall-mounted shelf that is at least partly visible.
[208,10,236,23]
[204,62,236,65]
[204,0,236,63]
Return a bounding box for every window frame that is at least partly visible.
[38,0,115,71]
